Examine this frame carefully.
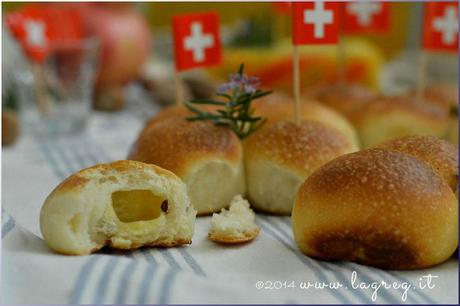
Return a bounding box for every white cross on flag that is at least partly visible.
[343,2,390,34]
[173,12,222,71]
[423,2,459,53]
[292,1,340,45]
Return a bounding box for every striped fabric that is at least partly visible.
[2,105,457,304]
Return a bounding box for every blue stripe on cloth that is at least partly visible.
[275,217,422,304]
[115,260,138,304]
[177,247,206,277]
[256,218,354,304]
[69,256,101,304]
[140,249,159,265]
[158,269,178,304]
[137,263,158,304]
[158,248,181,271]
[2,214,15,239]
[93,257,119,304]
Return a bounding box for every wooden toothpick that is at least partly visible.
[174,71,184,106]
[292,46,301,125]
[415,51,427,102]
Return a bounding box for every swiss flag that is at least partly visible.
[342,2,390,34]
[422,2,459,53]
[172,12,222,71]
[6,6,82,63]
[292,1,340,45]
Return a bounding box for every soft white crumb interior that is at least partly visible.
[210,195,259,238]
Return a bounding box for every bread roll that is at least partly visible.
[292,149,458,269]
[377,135,458,191]
[40,160,196,255]
[306,83,378,118]
[253,93,360,148]
[244,120,358,215]
[129,116,245,215]
[350,95,449,148]
[415,83,458,113]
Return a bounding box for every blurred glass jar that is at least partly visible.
[15,39,99,135]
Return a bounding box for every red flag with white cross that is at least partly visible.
[292,1,340,45]
[422,2,458,53]
[172,12,222,71]
[342,1,390,34]
[6,6,82,63]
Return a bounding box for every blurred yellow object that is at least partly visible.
[209,38,384,93]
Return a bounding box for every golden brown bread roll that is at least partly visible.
[129,116,245,215]
[40,160,196,255]
[253,93,360,148]
[413,83,458,113]
[377,135,458,191]
[292,149,458,269]
[243,120,358,215]
[305,83,378,118]
[349,95,449,148]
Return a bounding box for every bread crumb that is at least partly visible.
[208,195,260,244]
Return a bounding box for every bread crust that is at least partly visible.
[253,93,360,148]
[306,83,378,117]
[208,228,260,244]
[292,149,458,270]
[129,116,242,177]
[244,120,356,176]
[377,135,458,191]
[350,95,448,127]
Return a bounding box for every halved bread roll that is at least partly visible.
[129,116,245,215]
[40,160,196,255]
[350,96,449,148]
[244,120,358,215]
[292,149,458,269]
[253,93,360,148]
[377,135,458,191]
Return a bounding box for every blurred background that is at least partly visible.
[2,2,458,146]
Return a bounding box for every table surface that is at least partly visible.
[2,89,458,304]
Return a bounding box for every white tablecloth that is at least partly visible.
[2,93,458,304]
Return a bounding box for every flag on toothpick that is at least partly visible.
[172,12,222,71]
[292,1,340,45]
[342,1,390,34]
[422,2,459,53]
[6,6,82,63]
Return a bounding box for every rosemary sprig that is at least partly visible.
[185,64,272,139]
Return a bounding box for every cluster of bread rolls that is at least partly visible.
[308,83,458,147]
[292,135,458,269]
[129,96,359,216]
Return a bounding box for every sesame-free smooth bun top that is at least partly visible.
[253,93,360,148]
[377,135,458,191]
[292,149,458,269]
[350,95,449,148]
[129,116,242,176]
[244,120,357,176]
[40,160,196,255]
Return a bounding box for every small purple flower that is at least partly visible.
[217,72,260,95]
